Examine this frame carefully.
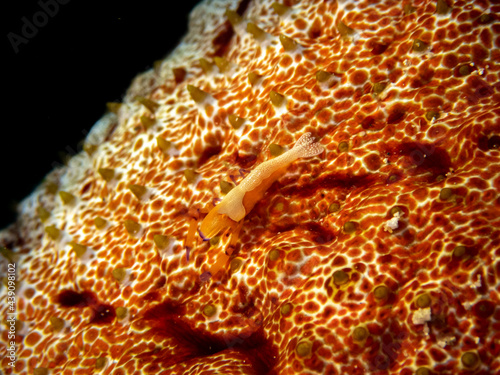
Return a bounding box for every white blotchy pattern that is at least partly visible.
[0,0,499,374]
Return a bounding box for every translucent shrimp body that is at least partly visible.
[199,133,323,239]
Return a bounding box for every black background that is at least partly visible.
[2,0,202,230]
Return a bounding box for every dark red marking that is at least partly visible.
[55,290,115,326]
[236,0,251,15]
[387,107,406,125]
[386,172,404,184]
[472,44,489,61]
[488,135,500,149]
[386,142,452,178]
[142,291,161,302]
[371,42,389,55]
[139,300,278,373]
[280,172,378,198]
[234,152,257,169]
[410,68,434,89]
[56,290,97,308]
[442,53,458,69]
[90,304,116,325]
[198,145,222,167]
[366,319,409,372]
[462,76,494,105]
[303,222,336,244]
[429,348,447,362]
[361,115,375,129]
[473,300,495,319]
[213,26,234,57]
[478,135,500,151]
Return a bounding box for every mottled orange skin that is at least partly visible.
[1,0,499,374]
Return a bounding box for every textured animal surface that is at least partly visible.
[1,0,499,374]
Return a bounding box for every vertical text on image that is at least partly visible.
[7,262,17,367]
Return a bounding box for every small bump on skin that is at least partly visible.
[404,4,416,14]
[228,114,245,129]
[225,9,242,27]
[415,368,430,375]
[153,235,170,250]
[230,258,243,273]
[412,39,429,53]
[373,82,387,95]
[123,220,141,236]
[140,115,155,130]
[329,202,340,213]
[279,35,298,52]
[112,268,127,282]
[36,206,50,222]
[337,21,354,37]
[199,58,214,74]
[281,303,292,316]
[343,221,357,234]
[135,96,159,113]
[59,191,75,205]
[373,285,389,301]
[246,22,267,41]
[69,242,87,258]
[187,85,209,103]
[209,236,220,247]
[416,293,431,308]
[352,326,369,342]
[220,180,234,194]
[184,169,198,184]
[271,2,290,16]
[316,70,332,83]
[95,358,107,370]
[94,217,107,229]
[295,341,312,357]
[436,0,451,15]
[128,184,148,200]
[268,248,280,261]
[106,102,121,114]
[172,67,186,83]
[269,143,284,157]
[439,187,453,200]
[156,136,173,154]
[203,304,217,317]
[248,71,263,85]
[270,91,285,107]
[0,247,17,263]
[459,64,472,76]
[83,143,98,156]
[214,57,230,73]
[49,316,64,331]
[44,225,60,240]
[116,307,128,319]
[337,141,349,153]
[98,168,115,182]
[425,111,440,121]
[461,352,479,368]
[45,181,59,194]
[453,245,467,258]
[333,270,349,286]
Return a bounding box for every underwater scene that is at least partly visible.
[1,0,499,374]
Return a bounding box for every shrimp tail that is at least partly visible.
[292,132,324,158]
